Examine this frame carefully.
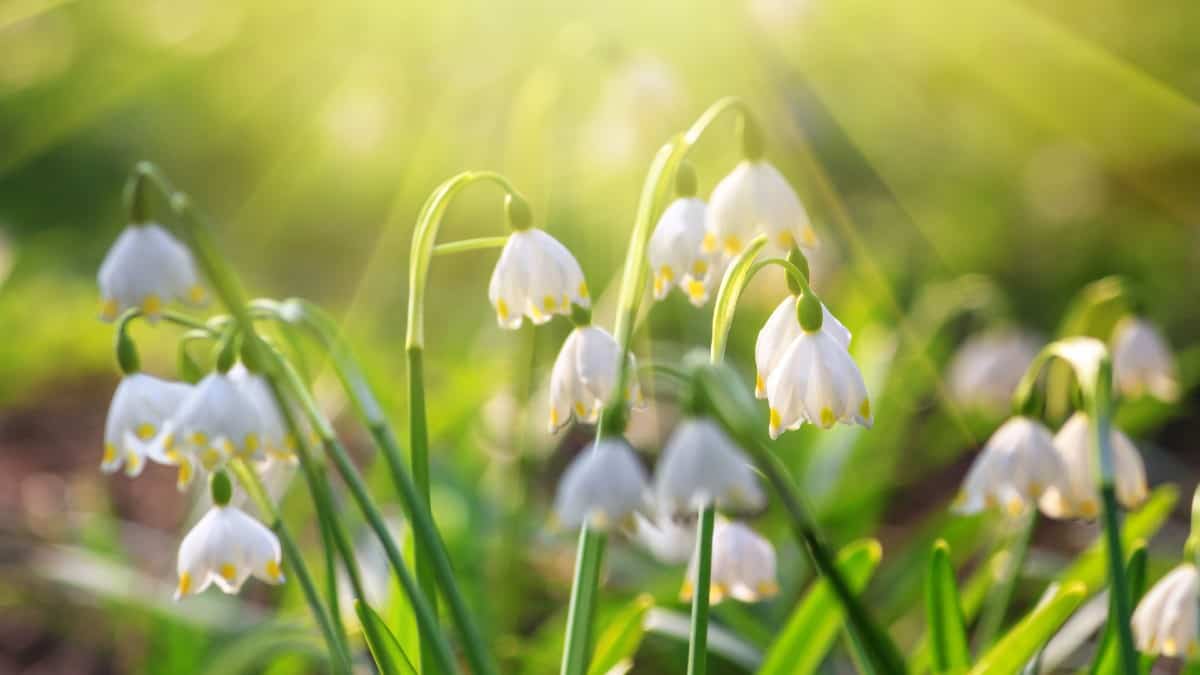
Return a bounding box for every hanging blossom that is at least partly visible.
[98,223,204,321]
[102,373,193,477]
[947,330,1041,413]
[681,520,778,604]
[228,364,297,462]
[154,371,263,489]
[547,324,641,431]
[632,512,697,565]
[1131,563,1200,658]
[1112,317,1179,402]
[1038,412,1148,519]
[488,228,589,329]
[755,295,851,399]
[648,168,720,306]
[553,437,650,530]
[654,417,764,516]
[705,160,817,258]
[955,416,1069,517]
[176,502,284,599]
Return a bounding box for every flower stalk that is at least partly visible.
[686,504,717,675]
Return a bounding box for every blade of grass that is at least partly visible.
[926,540,970,674]
[968,583,1087,675]
[357,601,419,675]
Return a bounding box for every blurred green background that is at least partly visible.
[2,0,1199,672]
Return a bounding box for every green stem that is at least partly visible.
[560,526,607,675]
[432,236,509,256]
[973,511,1035,654]
[687,504,717,675]
[709,235,772,362]
[316,504,350,658]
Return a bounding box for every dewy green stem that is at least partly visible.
[687,504,717,675]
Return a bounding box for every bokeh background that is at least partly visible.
[2,0,1199,672]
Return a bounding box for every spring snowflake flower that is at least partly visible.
[553,437,650,530]
[1132,563,1200,658]
[681,520,778,604]
[705,160,817,258]
[176,504,284,598]
[1038,412,1148,519]
[648,197,718,306]
[654,417,763,516]
[548,325,640,431]
[955,416,1069,517]
[947,331,1041,412]
[488,228,589,329]
[156,372,263,489]
[102,373,192,477]
[98,223,204,321]
[632,512,696,565]
[765,329,871,438]
[754,295,851,399]
[1112,317,1179,402]
[228,364,296,462]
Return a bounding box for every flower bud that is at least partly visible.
[738,115,765,161]
[675,162,698,198]
[505,193,533,231]
[116,327,141,375]
[210,470,233,506]
[795,291,824,332]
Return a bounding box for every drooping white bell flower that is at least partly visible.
[553,437,650,530]
[547,325,640,432]
[648,197,718,306]
[101,373,192,477]
[488,228,589,329]
[705,160,817,258]
[98,223,204,322]
[954,416,1069,517]
[1038,412,1148,519]
[176,504,284,598]
[156,372,263,489]
[632,512,696,565]
[765,329,871,438]
[1112,317,1179,402]
[655,417,764,516]
[1131,563,1200,658]
[228,364,295,462]
[754,295,851,399]
[681,520,778,604]
[947,331,1041,413]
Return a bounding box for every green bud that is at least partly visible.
[124,175,150,225]
[215,332,239,374]
[785,248,810,295]
[569,302,592,327]
[675,162,698,198]
[505,193,533,231]
[240,334,266,373]
[116,328,141,375]
[738,114,765,161]
[210,470,233,506]
[177,343,204,384]
[796,291,824,332]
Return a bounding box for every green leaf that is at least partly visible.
[588,594,655,675]
[969,583,1087,675]
[356,600,418,675]
[1059,485,1177,594]
[1090,543,1148,675]
[759,539,883,675]
[926,540,970,674]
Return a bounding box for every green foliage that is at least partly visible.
[968,583,1087,675]
[587,594,655,675]
[357,601,419,675]
[925,541,969,674]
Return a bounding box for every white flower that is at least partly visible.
[648,197,718,306]
[156,372,263,489]
[1038,412,1148,519]
[632,512,696,565]
[954,416,1069,517]
[705,160,817,258]
[765,329,871,438]
[655,418,764,515]
[681,520,778,604]
[1112,317,1179,402]
[176,504,284,598]
[1132,563,1200,658]
[548,325,640,432]
[98,223,204,321]
[947,331,1041,412]
[228,364,296,462]
[754,295,851,398]
[488,228,589,329]
[101,373,192,477]
[553,437,649,530]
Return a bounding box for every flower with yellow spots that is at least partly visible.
[705,160,817,259]
[1112,316,1179,403]
[488,228,589,329]
[764,326,871,438]
[681,520,778,604]
[228,364,297,462]
[552,437,649,530]
[654,417,763,516]
[547,324,640,432]
[648,195,717,307]
[98,223,204,322]
[754,295,851,399]
[154,372,263,489]
[176,503,284,599]
[1038,412,1147,519]
[954,416,1069,517]
[1131,563,1200,658]
[101,373,192,477]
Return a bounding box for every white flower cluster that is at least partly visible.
[99,223,205,321]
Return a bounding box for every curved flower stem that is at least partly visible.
[228,458,352,675]
[432,236,509,256]
[687,504,717,675]
[560,526,607,675]
[973,510,1036,653]
[709,236,773,362]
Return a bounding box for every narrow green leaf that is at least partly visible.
[356,600,418,675]
[1059,485,1177,594]
[759,539,883,675]
[588,594,655,675]
[926,540,970,674]
[969,583,1087,675]
[1091,543,1148,675]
